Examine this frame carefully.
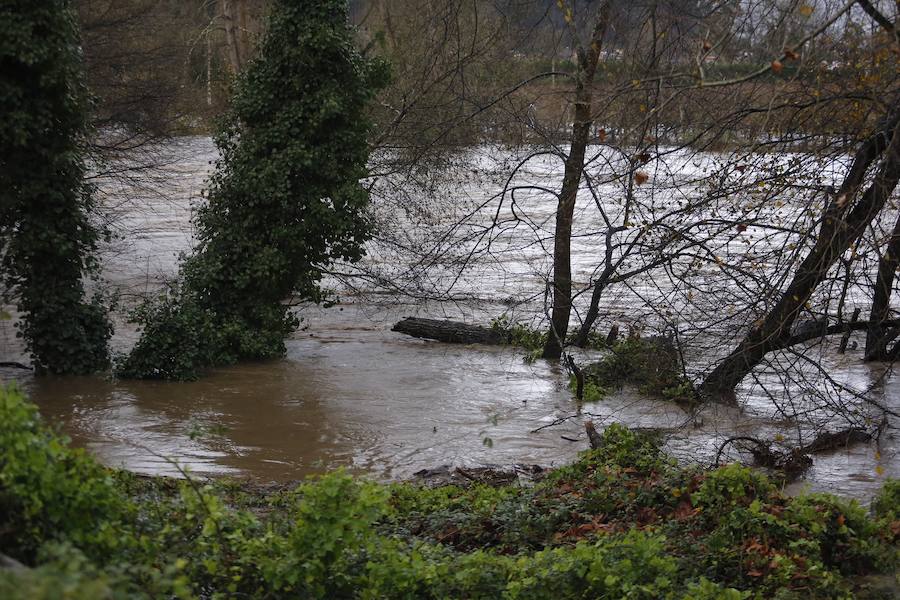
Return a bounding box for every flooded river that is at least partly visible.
[1,137,896,500]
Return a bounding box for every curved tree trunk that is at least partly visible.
[699,111,900,403]
[865,211,900,360]
[542,4,611,359]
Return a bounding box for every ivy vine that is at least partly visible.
[0,0,112,375]
[119,0,388,379]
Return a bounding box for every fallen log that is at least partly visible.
[715,436,812,479]
[392,317,503,345]
[0,361,31,371]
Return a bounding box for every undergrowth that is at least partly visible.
[573,337,698,405]
[1,385,897,598]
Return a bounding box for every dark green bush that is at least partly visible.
[0,386,132,563]
[871,479,900,521]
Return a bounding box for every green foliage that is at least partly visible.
[504,530,678,599]
[693,463,775,512]
[783,493,888,572]
[490,315,547,352]
[569,375,609,401]
[120,0,388,380]
[871,479,900,521]
[0,0,112,374]
[0,386,132,563]
[1,386,897,598]
[580,337,697,404]
[0,545,125,600]
[260,473,390,597]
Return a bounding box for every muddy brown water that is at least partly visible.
[3,306,584,481]
[1,137,897,502]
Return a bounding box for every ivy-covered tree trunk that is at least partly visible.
[120,0,387,380]
[0,0,112,375]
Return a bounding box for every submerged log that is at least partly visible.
[715,436,812,479]
[391,317,503,345]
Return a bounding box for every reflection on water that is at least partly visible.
[0,136,897,502]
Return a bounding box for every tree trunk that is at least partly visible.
[573,226,622,346]
[236,0,251,64]
[220,0,243,74]
[542,5,611,359]
[206,34,213,106]
[865,211,900,360]
[699,111,900,403]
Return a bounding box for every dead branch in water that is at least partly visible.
[714,423,881,478]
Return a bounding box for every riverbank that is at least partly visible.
[1,385,897,599]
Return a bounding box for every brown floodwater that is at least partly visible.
[3,304,587,481]
[1,137,897,502]
[3,306,896,500]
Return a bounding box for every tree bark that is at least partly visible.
[220,0,243,74]
[865,211,900,360]
[699,110,900,403]
[838,307,861,353]
[391,317,503,345]
[236,0,251,64]
[573,227,620,347]
[543,4,612,359]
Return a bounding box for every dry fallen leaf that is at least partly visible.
[635,171,649,185]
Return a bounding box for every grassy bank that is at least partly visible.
[0,385,897,599]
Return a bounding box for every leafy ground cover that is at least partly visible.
[0,384,897,598]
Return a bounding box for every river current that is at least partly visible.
[1,136,896,501]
